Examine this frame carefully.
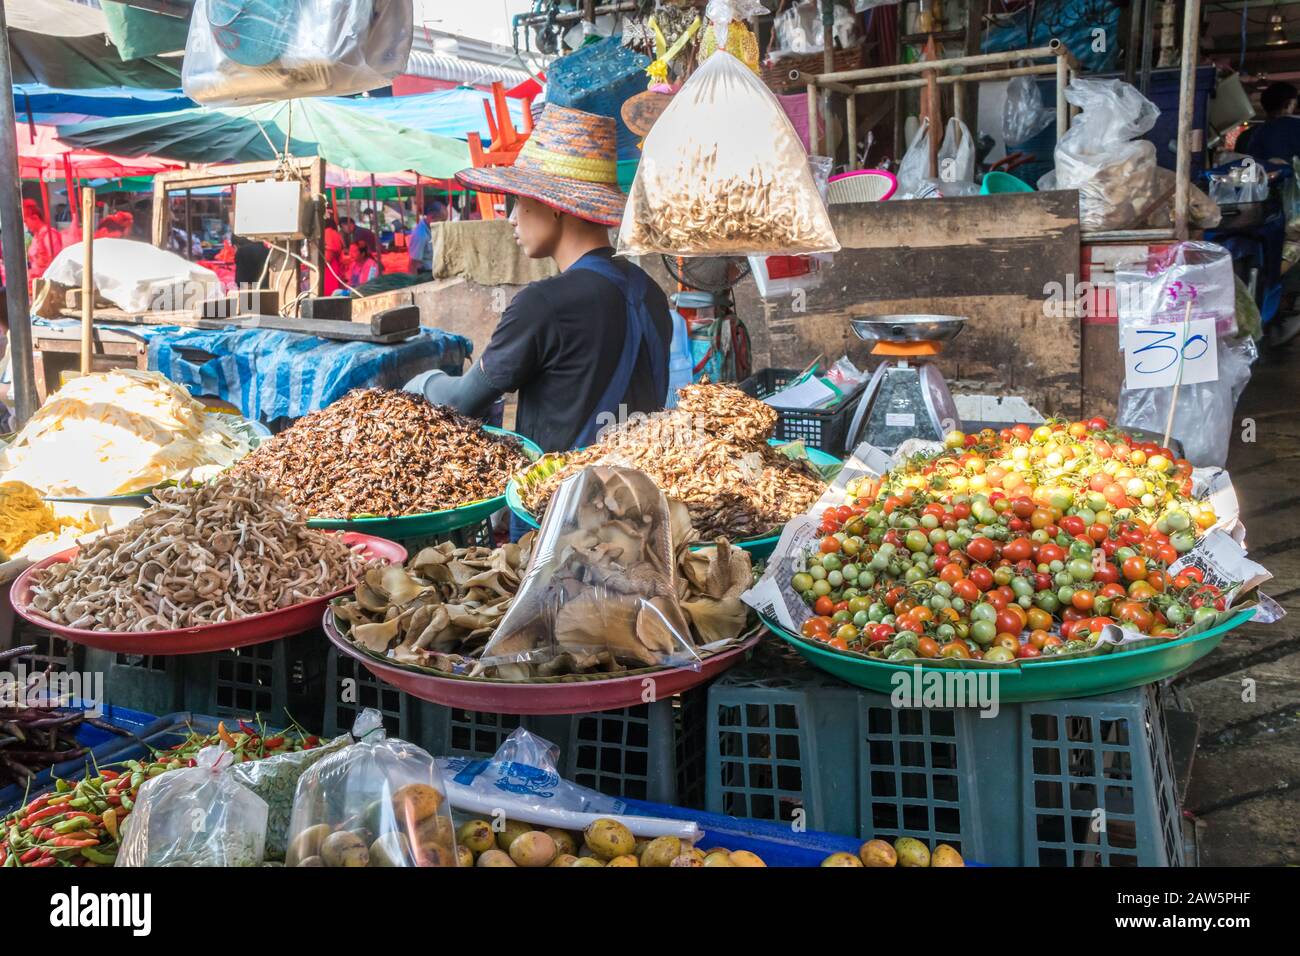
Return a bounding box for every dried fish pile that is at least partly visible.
[27,473,370,632]
[518,384,825,540]
[234,389,529,519]
[334,472,754,680]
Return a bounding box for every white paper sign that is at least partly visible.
[1123,318,1219,390]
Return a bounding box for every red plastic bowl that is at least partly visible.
[323,607,758,715]
[9,533,406,655]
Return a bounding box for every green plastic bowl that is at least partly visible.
[505,442,841,560]
[763,608,1254,703]
[980,170,1034,195]
[306,426,542,538]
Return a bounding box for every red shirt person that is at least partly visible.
[22,199,62,281]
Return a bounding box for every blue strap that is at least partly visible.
[567,252,668,447]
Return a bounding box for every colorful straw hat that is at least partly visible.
[455,104,626,227]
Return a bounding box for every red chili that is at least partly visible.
[28,856,58,867]
[51,837,99,848]
[20,847,43,864]
[99,770,121,780]
[20,806,64,827]
[262,736,284,749]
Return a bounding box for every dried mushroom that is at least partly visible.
[519,384,825,541]
[235,388,529,519]
[27,473,371,632]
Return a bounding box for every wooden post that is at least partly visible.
[846,91,858,170]
[925,69,940,178]
[1173,0,1201,239]
[80,187,95,376]
[822,0,835,162]
[807,82,819,155]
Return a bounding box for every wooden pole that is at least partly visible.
[79,187,94,376]
[1162,300,1195,449]
[807,82,819,154]
[1056,50,1069,140]
[846,91,858,170]
[925,69,940,179]
[0,0,40,423]
[1173,0,1201,240]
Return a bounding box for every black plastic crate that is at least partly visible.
[736,368,867,457]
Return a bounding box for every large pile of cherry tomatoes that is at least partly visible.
[790,418,1230,664]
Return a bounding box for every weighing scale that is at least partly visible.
[844,314,966,452]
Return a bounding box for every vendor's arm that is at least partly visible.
[420,362,503,418]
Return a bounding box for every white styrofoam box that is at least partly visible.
[233,180,307,239]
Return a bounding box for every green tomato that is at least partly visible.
[858,570,877,588]
[809,564,827,582]
[936,623,956,641]
[982,646,1016,663]
[792,573,814,593]
[1057,585,1075,604]
[1034,592,1060,614]
[970,619,997,645]
[920,514,939,530]
[848,596,871,615]
[852,611,870,628]
[812,580,832,597]
[1171,530,1196,553]
[1166,510,1190,532]
[1067,558,1095,582]
[827,570,844,588]
[888,647,917,661]
[904,565,926,584]
[1164,604,1186,625]
[894,631,919,651]
[993,566,1013,586]
[821,554,842,572]
[971,603,998,623]
[1192,605,1218,625]
[905,530,930,553]
[868,603,887,622]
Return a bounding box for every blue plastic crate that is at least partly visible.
[0,704,161,814]
[706,642,1185,866]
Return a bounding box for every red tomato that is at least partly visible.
[969,566,995,592]
[1087,416,1109,431]
[819,536,841,554]
[966,537,997,563]
[1037,543,1066,565]
[1017,643,1042,659]
[1059,515,1086,537]
[1002,538,1033,562]
[996,607,1025,636]
[953,578,981,603]
[813,596,835,617]
[1071,589,1094,611]
[1121,556,1147,581]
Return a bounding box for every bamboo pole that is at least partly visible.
[798,40,1062,86]
[807,82,819,154]
[846,92,858,170]
[850,62,1058,95]
[79,187,94,376]
[1056,51,1069,140]
[1173,0,1202,239]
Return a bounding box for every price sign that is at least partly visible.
[1122,318,1218,390]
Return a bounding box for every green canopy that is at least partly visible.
[57,98,472,179]
[100,1,190,61]
[6,0,179,88]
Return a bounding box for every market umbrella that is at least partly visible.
[57,97,473,180]
[14,84,194,126]
[330,88,529,142]
[3,0,179,89]
[16,122,178,181]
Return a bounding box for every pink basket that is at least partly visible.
[827,169,897,203]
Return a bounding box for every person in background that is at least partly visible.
[233,236,270,288]
[339,216,378,259]
[347,240,379,288]
[1246,81,1300,169]
[407,201,445,274]
[412,104,671,544]
[94,211,134,239]
[322,215,345,295]
[22,199,61,282]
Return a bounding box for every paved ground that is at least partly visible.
[1176,332,1300,865]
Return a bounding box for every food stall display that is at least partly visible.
[514,383,829,543]
[22,473,370,632]
[0,481,93,560]
[0,370,253,499]
[759,420,1251,665]
[234,388,532,520]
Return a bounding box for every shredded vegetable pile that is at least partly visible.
[0,369,253,498]
[0,481,88,559]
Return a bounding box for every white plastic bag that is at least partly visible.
[1003,75,1054,146]
[896,118,976,198]
[617,50,839,256]
[116,745,268,867]
[182,0,412,106]
[476,466,701,675]
[1117,334,1257,468]
[1051,78,1159,230]
[43,239,220,313]
[285,709,458,867]
[1115,241,1239,340]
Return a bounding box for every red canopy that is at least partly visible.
[16,123,178,181]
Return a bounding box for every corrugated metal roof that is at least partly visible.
[403,50,531,88]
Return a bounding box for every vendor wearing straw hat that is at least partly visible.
[413,105,672,457]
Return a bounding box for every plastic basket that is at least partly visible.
[705,642,1186,866]
[183,628,329,726]
[736,368,868,457]
[83,649,188,715]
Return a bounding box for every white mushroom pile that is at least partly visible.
[27,473,371,632]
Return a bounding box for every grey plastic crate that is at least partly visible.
[2,605,82,676]
[184,629,328,727]
[322,645,421,741]
[84,649,187,714]
[706,643,1185,866]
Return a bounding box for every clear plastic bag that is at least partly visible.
[1051,77,1159,230]
[617,50,839,256]
[1117,333,1257,468]
[896,118,977,198]
[116,745,267,867]
[747,154,833,297]
[181,0,413,107]
[229,733,350,862]
[1003,75,1054,146]
[285,710,458,868]
[476,466,701,676]
[1115,241,1238,340]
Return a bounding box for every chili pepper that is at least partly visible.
[262,735,284,750]
[50,837,99,848]
[238,719,256,737]
[217,721,237,749]
[305,735,320,747]
[99,769,120,780]
[47,793,74,805]
[101,808,118,842]
[20,805,65,827]
[28,856,57,867]
[25,795,49,814]
[54,778,70,793]
[119,793,133,811]
[20,847,42,864]
[80,846,117,865]
[130,771,144,789]
[52,817,91,835]
[69,796,90,809]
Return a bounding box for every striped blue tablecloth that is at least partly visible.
[31,319,472,422]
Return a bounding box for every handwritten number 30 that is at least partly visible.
[1132,328,1210,374]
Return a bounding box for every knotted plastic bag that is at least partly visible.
[617,50,839,256]
[182,0,412,106]
[116,745,268,867]
[1003,75,1054,146]
[285,710,458,867]
[476,466,701,677]
[1046,77,1158,230]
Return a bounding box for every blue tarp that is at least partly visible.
[32,320,472,423]
[14,84,194,124]
[326,88,528,142]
